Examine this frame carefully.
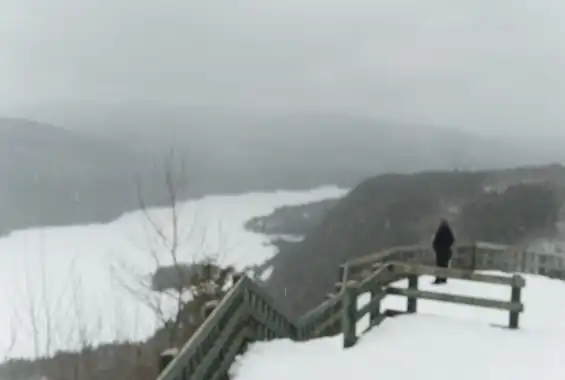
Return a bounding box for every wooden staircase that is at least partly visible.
[156,241,565,380]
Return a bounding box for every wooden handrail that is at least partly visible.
[389,262,525,287]
[157,276,249,380]
[158,241,534,379]
[386,287,523,312]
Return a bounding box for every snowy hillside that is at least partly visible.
[0,186,347,359]
[231,273,565,380]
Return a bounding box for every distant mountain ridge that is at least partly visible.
[264,164,565,317]
[0,117,144,235]
[0,104,557,235]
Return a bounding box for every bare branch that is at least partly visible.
[38,240,53,358]
[115,148,241,352]
[1,314,19,362]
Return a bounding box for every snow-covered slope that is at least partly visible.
[0,186,347,359]
[231,274,565,380]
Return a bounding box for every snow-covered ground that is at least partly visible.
[0,186,347,359]
[232,273,565,380]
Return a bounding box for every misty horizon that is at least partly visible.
[4,2,565,375]
[1,0,565,146]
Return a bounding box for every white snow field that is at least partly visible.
[0,186,347,359]
[231,274,565,380]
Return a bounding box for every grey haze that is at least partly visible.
[2,0,565,146]
[1,0,565,234]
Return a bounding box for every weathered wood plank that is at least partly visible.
[247,307,292,340]
[346,244,474,269]
[160,241,533,380]
[475,241,513,251]
[357,264,394,293]
[406,274,418,313]
[191,303,248,380]
[386,286,523,312]
[369,284,382,325]
[356,291,385,320]
[245,279,296,319]
[299,293,342,326]
[311,311,342,338]
[157,277,248,380]
[209,327,254,380]
[244,279,298,337]
[338,265,348,288]
[346,246,401,267]
[509,284,522,329]
[342,282,358,348]
[391,262,525,287]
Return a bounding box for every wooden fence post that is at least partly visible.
[369,285,382,326]
[509,276,522,329]
[338,265,348,292]
[342,282,358,348]
[407,274,418,313]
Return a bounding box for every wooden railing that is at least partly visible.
[156,277,250,380]
[156,275,346,380]
[388,262,525,328]
[335,261,525,348]
[157,241,546,380]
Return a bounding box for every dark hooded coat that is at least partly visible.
[432,220,455,263]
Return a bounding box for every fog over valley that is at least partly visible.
[2,1,565,378]
[1,0,565,232]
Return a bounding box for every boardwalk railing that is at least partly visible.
[157,241,545,380]
[384,262,524,328]
[336,261,525,348]
[157,276,346,380]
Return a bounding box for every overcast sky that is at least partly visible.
[1,0,565,140]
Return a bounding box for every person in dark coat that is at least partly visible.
[432,218,455,284]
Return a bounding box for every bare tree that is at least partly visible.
[1,314,19,362]
[0,150,242,380]
[4,245,103,380]
[19,237,63,360]
[111,149,239,352]
[0,318,19,380]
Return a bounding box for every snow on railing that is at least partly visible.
[158,241,562,380]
